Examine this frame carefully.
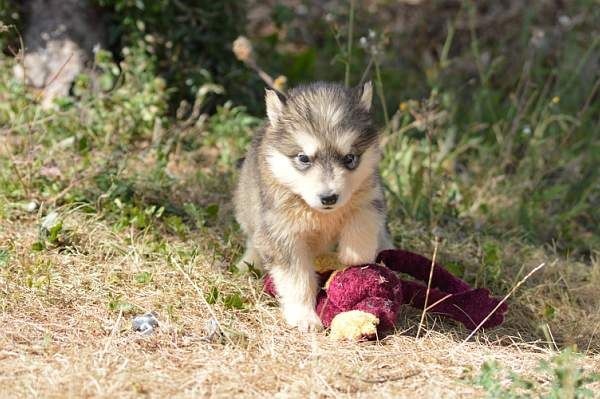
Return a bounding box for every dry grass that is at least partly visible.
[1,116,598,397]
[1,206,599,398]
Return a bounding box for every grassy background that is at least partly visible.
[1,0,599,397]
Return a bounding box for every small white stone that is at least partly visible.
[55,136,75,149]
[132,312,159,335]
[41,211,60,230]
[558,15,571,27]
[24,201,39,213]
[203,317,220,341]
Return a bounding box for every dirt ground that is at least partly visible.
[1,212,599,398]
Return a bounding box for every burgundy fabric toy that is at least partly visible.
[264,249,508,340]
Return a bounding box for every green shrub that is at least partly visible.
[95,0,264,112]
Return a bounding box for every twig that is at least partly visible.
[461,262,546,344]
[174,258,233,345]
[346,370,421,384]
[247,59,277,90]
[416,238,439,339]
[359,57,374,85]
[345,0,355,87]
[12,25,27,87]
[45,176,88,204]
[9,158,30,197]
[424,293,452,312]
[584,322,599,354]
[374,60,389,128]
[426,111,434,228]
[546,323,559,351]
[35,52,75,103]
[98,308,123,363]
[232,36,281,92]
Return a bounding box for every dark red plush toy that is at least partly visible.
[264,249,508,340]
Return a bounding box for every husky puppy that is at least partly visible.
[234,81,392,331]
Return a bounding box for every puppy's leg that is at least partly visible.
[338,206,384,265]
[237,237,263,272]
[269,241,322,332]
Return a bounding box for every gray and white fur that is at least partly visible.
[234,81,393,331]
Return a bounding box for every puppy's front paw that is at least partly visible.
[283,303,323,332]
[236,247,263,273]
[337,245,376,266]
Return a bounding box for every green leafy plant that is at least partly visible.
[0,248,8,268]
[135,271,153,285]
[107,292,136,314]
[473,348,599,398]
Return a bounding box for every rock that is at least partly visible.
[202,317,222,341]
[24,200,39,213]
[54,136,76,150]
[132,312,159,336]
[41,211,60,231]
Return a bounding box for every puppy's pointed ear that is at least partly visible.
[357,81,373,111]
[265,88,286,126]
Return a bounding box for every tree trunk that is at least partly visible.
[13,0,105,108]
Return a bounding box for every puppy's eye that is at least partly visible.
[297,153,311,164]
[342,153,358,169]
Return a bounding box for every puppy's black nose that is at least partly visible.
[320,193,339,206]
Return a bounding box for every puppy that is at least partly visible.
[234,81,392,331]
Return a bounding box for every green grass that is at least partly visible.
[473,348,599,398]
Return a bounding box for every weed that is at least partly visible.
[0,248,8,268]
[134,271,152,285]
[107,292,136,315]
[473,348,600,398]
